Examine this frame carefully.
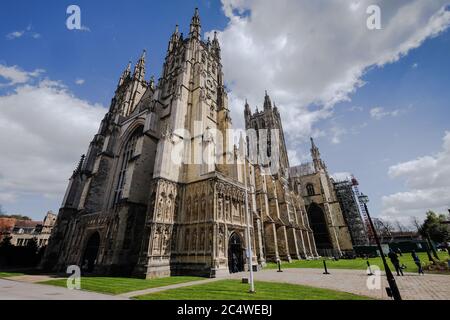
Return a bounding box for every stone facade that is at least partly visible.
[1,212,57,247]
[290,139,353,256]
[42,9,319,278]
[244,95,318,261]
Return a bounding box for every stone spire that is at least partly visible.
[263,90,272,110]
[118,61,131,87]
[168,25,180,52]
[149,75,155,90]
[244,99,251,115]
[244,99,252,126]
[189,8,201,39]
[310,137,325,172]
[211,31,221,56]
[133,49,146,82]
[72,154,85,177]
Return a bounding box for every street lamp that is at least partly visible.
[358,193,402,301]
[241,134,255,294]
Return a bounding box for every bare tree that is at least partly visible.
[411,216,423,233]
[395,220,406,233]
[373,218,393,243]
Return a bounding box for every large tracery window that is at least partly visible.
[114,127,143,204]
[306,183,315,196]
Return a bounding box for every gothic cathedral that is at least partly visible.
[42,9,352,278]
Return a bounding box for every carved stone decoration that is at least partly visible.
[200,197,206,221]
[161,122,173,141]
[208,227,213,252]
[218,226,224,255]
[157,195,164,219]
[192,229,197,252]
[165,197,172,221]
[163,228,170,255]
[184,228,190,252]
[186,198,191,222]
[218,198,223,220]
[199,228,205,251]
[193,198,198,222]
[199,88,206,102]
[153,226,161,254]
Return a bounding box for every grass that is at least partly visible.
[42,276,204,295]
[266,252,449,272]
[0,272,24,278]
[135,279,372,300]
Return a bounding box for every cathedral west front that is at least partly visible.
[42,9,354,278]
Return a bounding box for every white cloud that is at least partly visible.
[382,132,450,220]
[369,107,404,120]
[6,25,41,40]
[330,125,347,144]
[0,70,105,203]
[6,31,25,39]
[75,78,85,85]
[0,64,45,87]
[210,0,450,146]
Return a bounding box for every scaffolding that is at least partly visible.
[334,177,370,246]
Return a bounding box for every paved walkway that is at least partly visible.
[3,269,449,300]
[7,275,66,283]
[242,268,450,300]
[0,278,128,300]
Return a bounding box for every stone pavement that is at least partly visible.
[243,268,450,300]
[7,274,66,283]
[0,278,128,300]
[2,268,449,300]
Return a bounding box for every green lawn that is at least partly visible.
[42,276,204,295]
[0,272,24,278]
[135,279,371,300]
[266,252,448,272]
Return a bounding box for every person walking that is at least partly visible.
[412,250,425,275]
[388,249,404,276]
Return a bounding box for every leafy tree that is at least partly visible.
[419,211,450,244]
[0,212,31,220]
[0,235,13,248]
[26,237,39,254]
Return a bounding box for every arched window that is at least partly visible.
[306,183,315,196]
[114,127,143,204]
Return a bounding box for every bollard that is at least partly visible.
[323,260,330,275]
[277,260,283,272]
[367,261,374,276]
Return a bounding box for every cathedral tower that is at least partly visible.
[290,139,353,256]
[245,93,318,261]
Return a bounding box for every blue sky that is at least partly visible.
[1,0,449,224]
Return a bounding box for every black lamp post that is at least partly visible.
[358,193,402,301]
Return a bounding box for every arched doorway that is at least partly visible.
[307,203,333,250]
[81,232,100,273]
[228,232,244,273]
